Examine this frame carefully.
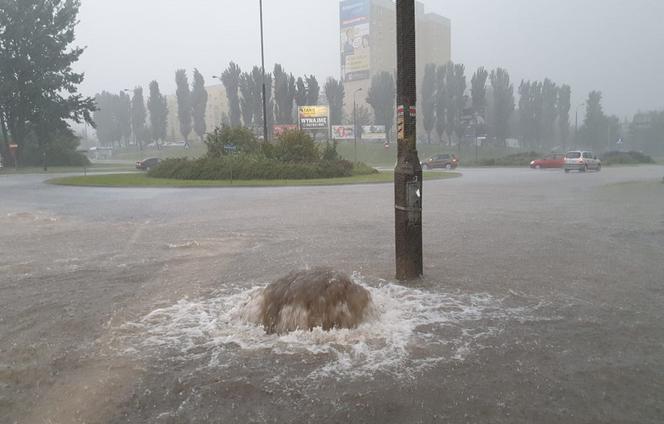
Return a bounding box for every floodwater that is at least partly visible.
[1,166,663,423]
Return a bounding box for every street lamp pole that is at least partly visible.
[575,102,585,149]
[259,0,268,143]
[353,88,362,163]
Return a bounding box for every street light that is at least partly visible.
[353,88,363,163]
[574,101,585,149]
[259,0,268,143]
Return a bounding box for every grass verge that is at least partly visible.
[47,171,459,188]
[0,163,134,175]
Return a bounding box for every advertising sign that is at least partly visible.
[340,0,370,82]
[362,125,386,140]
[332,125,355,140]
[273,124,297,138]
[298,106,329,131]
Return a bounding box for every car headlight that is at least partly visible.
[530,161,535,165]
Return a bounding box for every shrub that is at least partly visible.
[322,141,340,161]
[272,130,320,163]
[351,161,379,176]
[479,151,541,167]
[149,155,375,180]
[601,151,655,165]
[205,126,260,158]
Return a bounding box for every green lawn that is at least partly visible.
[47,171,459,188]
[0,162,134,175]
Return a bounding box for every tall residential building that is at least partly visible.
[340,0,451,132]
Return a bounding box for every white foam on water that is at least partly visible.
[115,275,548,380]
[167,241,200,249]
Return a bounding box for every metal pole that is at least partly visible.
[259,0,269,143]
[395,0,422,280]
[575,109,578,148]
[353,88,362,163]
[354,97,357,163]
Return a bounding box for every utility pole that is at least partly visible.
[259,0,269,144]
[394,0,422,280]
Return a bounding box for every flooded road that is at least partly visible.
[1,166,663,423]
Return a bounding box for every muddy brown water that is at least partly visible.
[1,167,663,423]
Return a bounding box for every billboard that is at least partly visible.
[362,125,386,140]
[298,106,329,131]
[332,125,355,140]
[273,124,297,138]
[340,0,370,82]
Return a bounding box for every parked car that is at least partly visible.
[421,153,459,170]
[136,157,161,171]
[530,153,565,169]
[564,151,601,173]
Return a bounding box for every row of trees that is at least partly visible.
[94,82,167,149]
[629,110,664,155]
[96,69,209,149]
[175,69,208,143]
[219,62,346,131]
[417,62,626,152]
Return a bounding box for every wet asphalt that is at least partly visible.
[1,165,663,423]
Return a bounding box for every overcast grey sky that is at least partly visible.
[75,0,664,118]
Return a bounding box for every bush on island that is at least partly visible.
[148,126,376,180]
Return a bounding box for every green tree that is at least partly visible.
[471,67,488,120]
[0,0,94,165]
[366,72,395,142]
[191,69,208,142]
[489,68,515,146]
[580,91,607,151]
[295,77,307,106]
[435,64,448,143]
[452,64,467,145]
[557,84,571,150]
[175,69,192,143]
[541,79,558,148]
[147,80,168,147]
[93,91,122,147]
[421,64,437,144]
[222,62,242,127]
[274,64,296,124]
[251,67,273,138]
[239,71,255,128]
[131,87,147,150]
[518,81,535,148]
[324,77,345,126]
[117,91,131,147]
[444,64,457,145]
[305,75,320,106]
[205,126,259,158]
[274,130,319,163]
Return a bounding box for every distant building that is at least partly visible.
[339,0,451,129]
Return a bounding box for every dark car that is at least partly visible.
[136,157,161,171]
[421,153,459,170]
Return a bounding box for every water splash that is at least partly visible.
[113,275,550,380]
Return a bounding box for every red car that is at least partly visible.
[530,153,565,169]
